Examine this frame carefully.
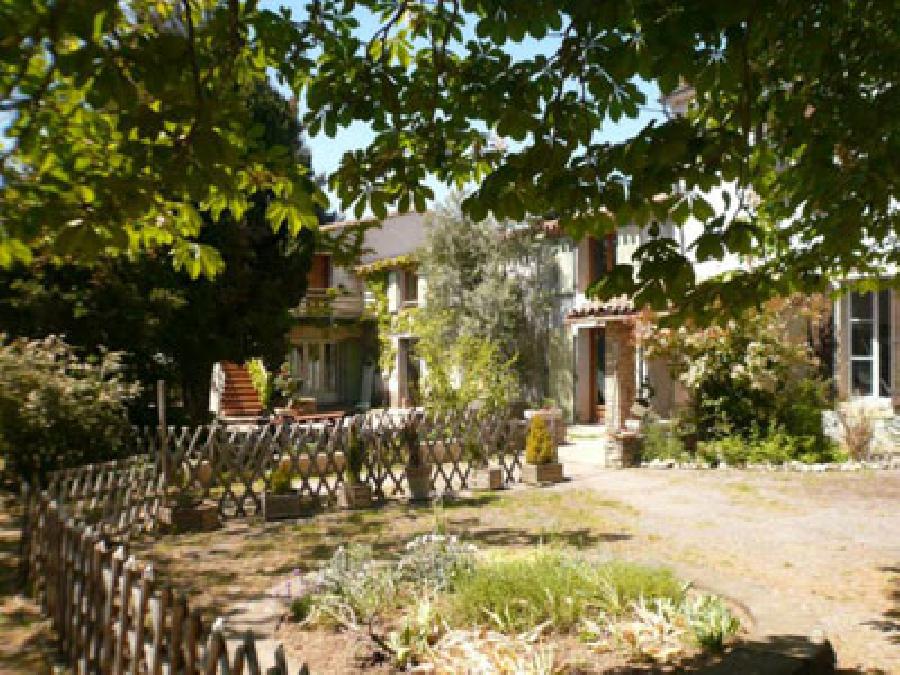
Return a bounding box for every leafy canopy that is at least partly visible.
[3,1,896,316]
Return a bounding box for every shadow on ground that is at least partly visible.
[602,634,882,674]
[861,565,899,649]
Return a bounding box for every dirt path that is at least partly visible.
[559,445,900,673]
[0,492,54,674]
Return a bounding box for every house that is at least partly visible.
[285,211,429,411]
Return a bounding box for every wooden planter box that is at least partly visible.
[159,502,220,532]
[522,462,564,486]
[406,464,432,501]
[469,466,503,491]
[339,482,373,509]
[263,492,318,521]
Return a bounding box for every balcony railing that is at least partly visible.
[294,288,364,318]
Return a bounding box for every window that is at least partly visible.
[403,269,418,304]
[849,290,892,398]
[291,342,340,397]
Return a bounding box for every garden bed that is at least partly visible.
[273,537,739,672]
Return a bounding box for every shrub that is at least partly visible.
[525,416,555,465]
[344,425,365,484]
[403,419,423,467]
[246,358,272,408]
[270,465,293,494]
[641,420,687,462]
[442,549,683,633]
[684,594,741,652]
[290,594,314,622]
[0,335,139,483]
[396,533,477,592]
[642,296,833,443]
[836,405,876,460]
[699,431,845,466]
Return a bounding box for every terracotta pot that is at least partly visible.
[298,453,311,475]
[196,461,214,488]
[449,442,462,461]
[431,441,445,463]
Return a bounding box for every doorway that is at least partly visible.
[592,327,606,423]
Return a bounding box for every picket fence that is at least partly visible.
[21,488,305,675]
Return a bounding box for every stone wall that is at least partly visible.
[604,321,635,433]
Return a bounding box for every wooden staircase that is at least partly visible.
[219,361,264,420]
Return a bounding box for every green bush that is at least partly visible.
[246,357,272,408]
[442,549,683,633]
[270,465,293,494]
[700,430,846,466]
[345,425,365,483]
[641,420,687,462]
[525,416,555,465]
[0,335,139,483]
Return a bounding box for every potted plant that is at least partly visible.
[524,398,566,446]
[466,436,503,491]
[522,415,564,485]
[263,459,308,521]
[403,419,431,501]
[340,425,373,509]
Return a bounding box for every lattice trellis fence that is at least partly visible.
[136,409,526,520]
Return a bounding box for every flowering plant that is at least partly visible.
[640,296,831,440]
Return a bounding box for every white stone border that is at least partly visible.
[640,458,900,472]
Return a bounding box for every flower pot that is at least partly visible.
[159,501,220,532]
[333,451,346,472]
[263,491,318,521]
[469,466,503,491]
[431,441,445,463]
[196,461,214,488]
[418,442,436,463]
[298,453,311,475]
[522,462,564,486]
[405,464,432,501]
[448,441,462,461]
[315,452,329,474]
[339,482,373,509]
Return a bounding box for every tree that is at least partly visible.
[4,1,896,319]
[304,1,899,318]
[413,196,556,409]
[1,0,325,272]
[0,84,322,422]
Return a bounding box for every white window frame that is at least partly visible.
[847,290,892,400]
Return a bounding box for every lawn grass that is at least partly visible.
[441,548,683,633]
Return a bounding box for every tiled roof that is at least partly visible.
[566,296,636,320]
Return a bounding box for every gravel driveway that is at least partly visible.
[559,444,900,672]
